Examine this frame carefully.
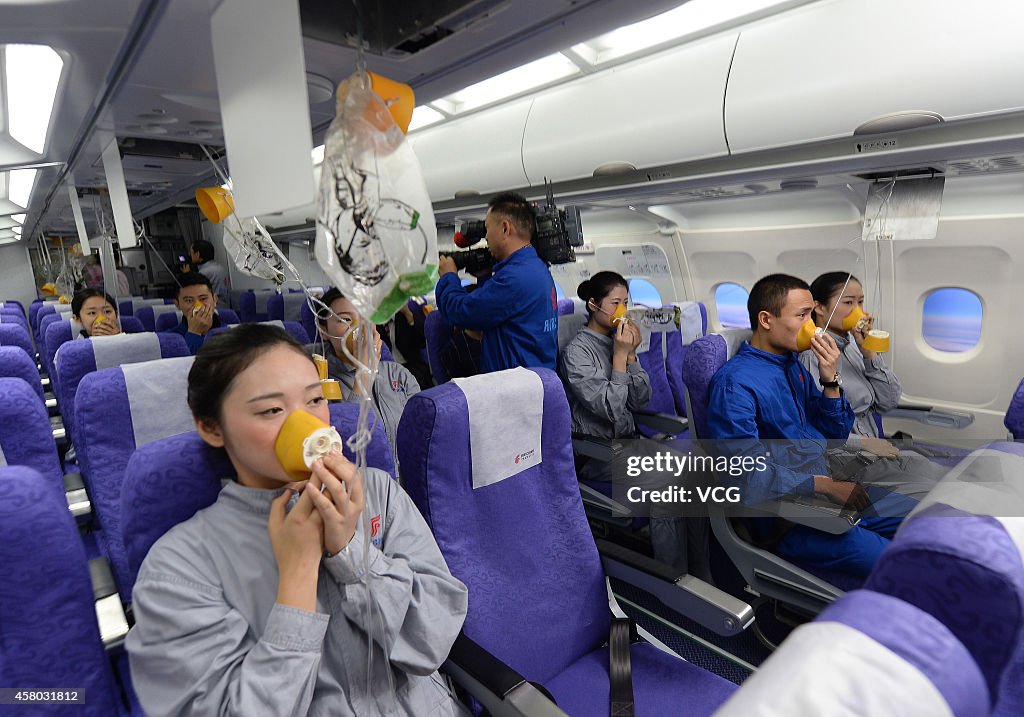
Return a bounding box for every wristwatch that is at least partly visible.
[821,371,842,389]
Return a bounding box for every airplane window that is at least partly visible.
[460,278,476,288]
[715,282,750,329]
[628,278,662,307]
[553,280,565,300]
[922,287,983,352]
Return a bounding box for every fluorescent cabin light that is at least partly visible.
[435,53,580,115]
[571,0,799,65]
[408,105,445,132]
[12,213,24,224]
[8,168,37,208]
[5,44,64,154]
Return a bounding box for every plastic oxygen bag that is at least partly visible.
[315,71,437,323]
[221,214,286,285]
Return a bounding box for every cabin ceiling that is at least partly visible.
[9,0,1024,245]
[8,0,683,239]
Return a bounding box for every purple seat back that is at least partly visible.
[0,321,34,358]
[397,368,610,683]
[0,346,44,402]
[74,356,196,595]
[681,334,728,440]
[299,297,318,344]
[154,307,240,333]
[0,309,29,333]
[0,378,62,484]
[0,466,128,716]
[865,504,1024,708]
[122,402,395,595]
[268,292,306,323]
[1007,378,1024,439]
[207,319,310,345]
[423,309,453,385]
[556,298,574,316]
[56,333,190,445]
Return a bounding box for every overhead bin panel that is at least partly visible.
[521,34,736,185]
[407,98,532,203]
[725,0,1024,154]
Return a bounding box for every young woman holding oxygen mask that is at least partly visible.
[559,272,712,581]
[125,324,468,717]
[71,288,121,338]
[799,272,944,496]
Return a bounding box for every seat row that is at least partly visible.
[2,363,1022,715]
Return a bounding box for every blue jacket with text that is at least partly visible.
[435,245,558,373]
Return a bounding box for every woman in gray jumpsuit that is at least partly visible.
[125,324,468,716]
[800,272,946,498]
[559,271,712,582]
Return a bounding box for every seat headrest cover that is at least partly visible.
[451,367,544,488]
[714,591,983,717]
[92,332,163,370]
[123,356,196,448]
[718,328,753,359]
[556,313,586,353]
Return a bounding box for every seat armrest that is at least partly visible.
[770,495,860,535]
[632,410,688,434]
[444,633,568,717]
[88,558,129,649]
[578,483,633,519]
[571,434,624,462]
[597,539,754,637]
[63,471,91,517]
[881,404,975,429]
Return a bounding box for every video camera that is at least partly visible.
[444,181,583,272]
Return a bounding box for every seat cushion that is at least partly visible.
[545,642,735,716]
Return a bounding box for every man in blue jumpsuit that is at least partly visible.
[435,192,558,373]
[707,274,913,578]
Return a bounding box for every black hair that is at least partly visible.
[316,287,345,326]
[174,272,214,299]
[747,273,810,330]
[488,191,536,239]
[187,323,311,424]
[577,271,628,317]
[71,288,118,318]
[192,239,216,263]
[809,272,860,323]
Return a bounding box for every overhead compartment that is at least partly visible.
[407,97,532,202]
[725,0,1024,155]
[521,33,736,185]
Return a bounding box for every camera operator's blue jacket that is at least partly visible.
[435,244,558,373]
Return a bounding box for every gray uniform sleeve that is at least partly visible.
[562,342,640,436]
[861,353,902,413]
[799,349,862,448]
[625,361,652,411]
[323,473,467,676]
[126,570,328,717]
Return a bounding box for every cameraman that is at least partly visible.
[436,192,558,373]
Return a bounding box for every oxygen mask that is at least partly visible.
[274,410,344,481]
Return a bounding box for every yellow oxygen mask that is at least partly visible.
[93,315,109,327]
[274,410,344,481]
[312,353,344,400]
[840,306,867,332]
[191,299,205,317]
[862,330,891,352]
[796,320,821,352]
[609,303,628,326]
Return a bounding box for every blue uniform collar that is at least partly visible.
[494,244,539,272]
[738,341,794,366]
